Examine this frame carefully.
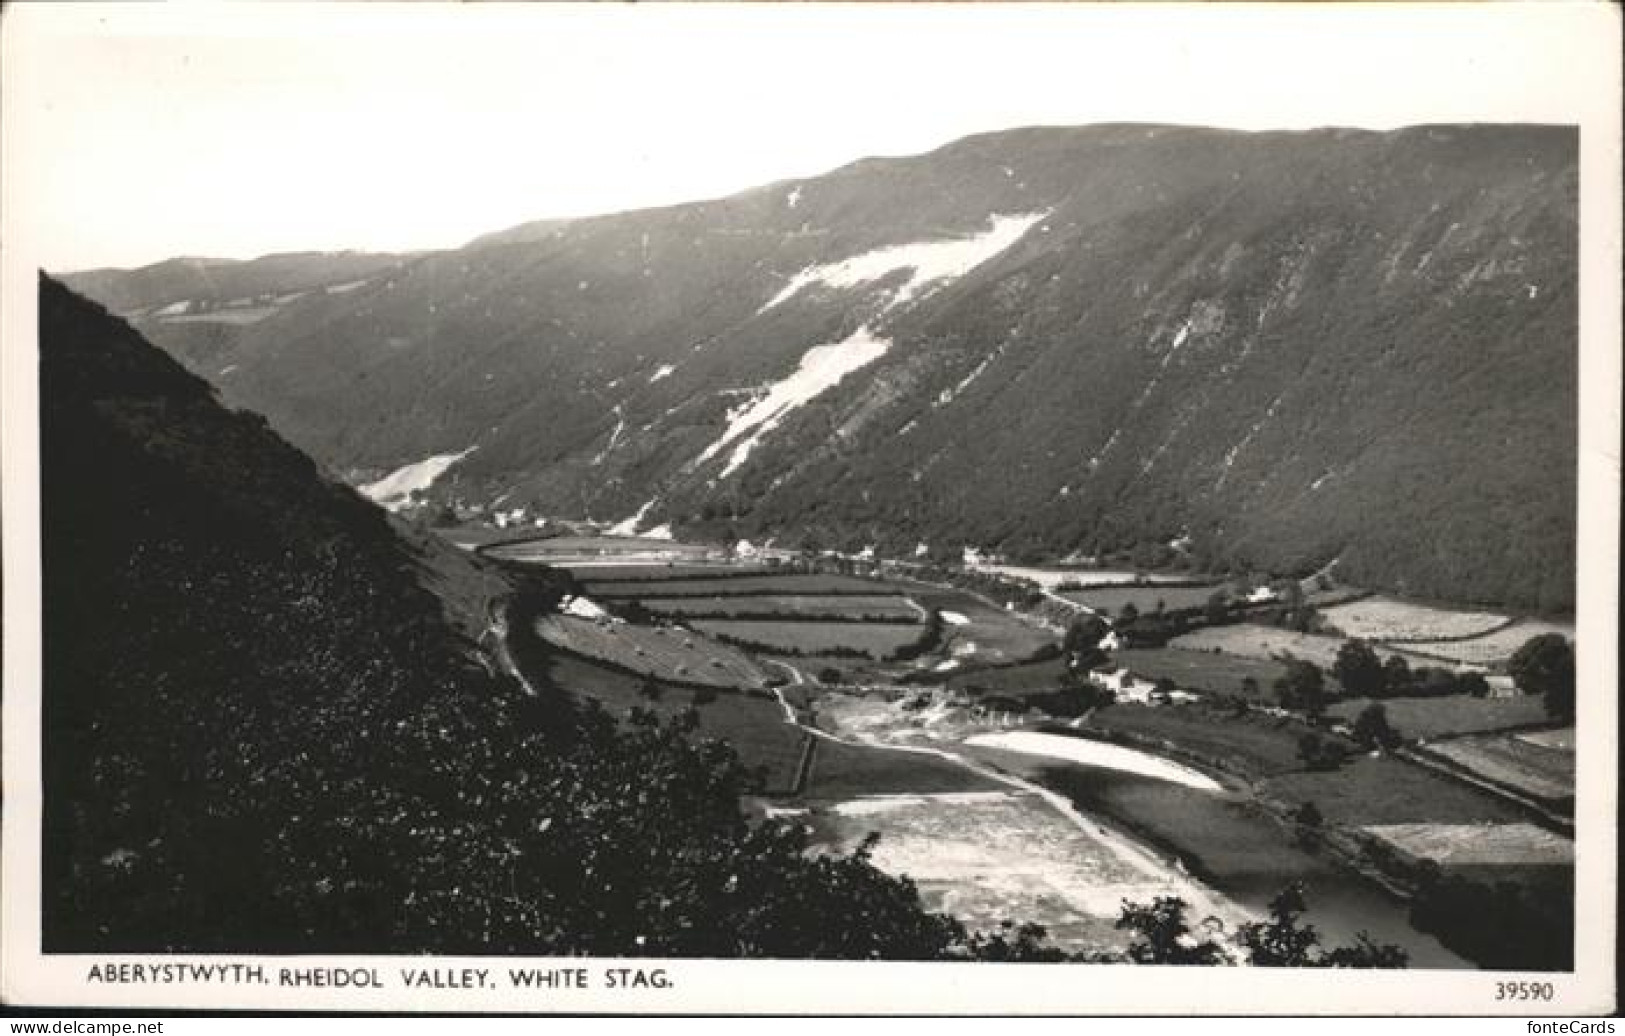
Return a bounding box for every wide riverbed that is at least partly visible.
[964,730,1469,967]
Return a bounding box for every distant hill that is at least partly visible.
[63,250,419,315]
[37,276,969,956]
[74,123,1578,611]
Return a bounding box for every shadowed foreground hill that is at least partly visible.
[37,275,967,956]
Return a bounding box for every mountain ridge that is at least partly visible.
[66,122,1578,611]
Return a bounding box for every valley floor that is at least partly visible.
[774,672,1247,956]
[483,534,1574,967]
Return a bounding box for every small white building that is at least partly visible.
[1087,666,1198,706]
[1089,667,1158,702]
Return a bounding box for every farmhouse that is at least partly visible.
[1088,666,1199,705]
[1088,667,1157,702]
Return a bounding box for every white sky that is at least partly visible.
[2,2,1616,272]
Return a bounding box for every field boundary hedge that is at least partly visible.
[521,616,772,696]
[588,585,901,599]
[637,606,922,624]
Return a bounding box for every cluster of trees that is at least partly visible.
[1333,633,1576,722]
[1331,641,1490,700]
[1271,657,1400,767]
[1407,867,1573,971]
[1062,614,1113,672]
[1275,658,1332,716]
[1291,705,1398,770]
[1115,884,1407,968]
[1113,605,1204,648]
[1508,633,1576,721]
[1021,676,1117,719]
[889,611,947,662]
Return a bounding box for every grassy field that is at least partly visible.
[559,562,775,579]
[542,653,804,792]
[1319,595,1509,642]
[1421,732,1574,804]
[905,587,1057,662]
[639,593,921,622]
[690,619,927,659]
[1116,647,1288,701]
[1327,694,1551,741]
[1261,755,1531,827]
[584,573,895,598]
[799,737,1000,799]
[1080,703,1334,780]
[946,657,1072,694]
[1059,584,1224,614]
[534,615,768,687]
[1392,619,1575,668]
[1170,623,1402,669]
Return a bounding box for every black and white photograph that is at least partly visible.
[1,1,1618,1016]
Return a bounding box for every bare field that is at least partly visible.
[1361,822,1573,868]
[1422,732,1575,804]
[534,615,767,687]
[1327,694,1551,741]
[1170,623,1401,669]
[811,788,1214,955]
[639,593,921,622]
[1392,619,1576,668]
[690,619,926,659]
[1320,595,1509,642]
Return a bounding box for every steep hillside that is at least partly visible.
[80,124,1577,611]
[37,276,971,956]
